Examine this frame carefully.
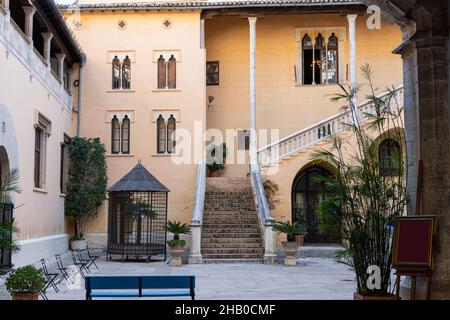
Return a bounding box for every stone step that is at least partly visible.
[202,247,264,254]
[202,223,258,229]
[203,259,263,264]
[202,253,263,259]
[201,237,263,244]
[201,243,263,249]
[201,232,262,239]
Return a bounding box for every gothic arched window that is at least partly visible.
[112,56,121,89]
[379,139,401,177]
[167,115,176,154]
[121,115,130,154]
[157,55,166,89]
[168,55,176,89]
[325,33,338,84]
[111,115,121,154]
[302,34,313,85]
[157,115,166,154]
[122,56,131,89]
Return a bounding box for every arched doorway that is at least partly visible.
[292,166,338,244]
[0,146,11,190]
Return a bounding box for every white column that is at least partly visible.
[200,19,205,49]
[3,0,10,10]
[22,6,36,40]
[41,32,53,63]
[347,14,358,119]
[248,17,257,165]
[55,53,66,82]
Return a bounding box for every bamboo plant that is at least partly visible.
[313,64,407,297]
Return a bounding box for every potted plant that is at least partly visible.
[166,221,191,267]
[206,143,227,177]
[314,64,406,300]
[274,221,307,266]
[65,137,107,251]
[5,265,46,300]
[263,179,279,210]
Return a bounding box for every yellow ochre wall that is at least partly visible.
[205,14,403,176]
[69,10,206,245]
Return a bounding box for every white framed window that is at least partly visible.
[153,50,181,90]
[156,114,177,154]
[34,112,51,189]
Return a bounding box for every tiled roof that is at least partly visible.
[59,0,362,11]
[108,163,170,193]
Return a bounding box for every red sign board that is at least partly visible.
[392,216,436,269]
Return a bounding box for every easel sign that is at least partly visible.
[392,216,436,269]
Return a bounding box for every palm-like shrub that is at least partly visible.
[166,221,191,247]
[206,143,227,173]
[0,169,21,261]
[273,221,307,242]
[313,64,407,297]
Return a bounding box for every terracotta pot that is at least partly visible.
[294,235,305,246]
[353,293,399,300]
[11,292,39,300]
[70,239,87,251]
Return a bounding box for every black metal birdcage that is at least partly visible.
[107,163,169,262]
[0,202,14,272]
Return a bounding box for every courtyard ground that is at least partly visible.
[1,247,357,300]
[57,255,355,299]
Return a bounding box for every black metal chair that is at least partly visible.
[86,247,100,270]
[55,254,74,283]
[40,259,59,292]
[70,250,89,277]
[75,250,93,273]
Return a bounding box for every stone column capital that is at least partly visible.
[346,14,358,23]
[41,32,53,41]
[22,5,36,16]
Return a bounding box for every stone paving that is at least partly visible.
[39,255,355,300]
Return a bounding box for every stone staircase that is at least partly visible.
[201,177,264,263]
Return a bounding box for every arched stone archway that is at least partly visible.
[0,104,19,202]
[291,165,339,244]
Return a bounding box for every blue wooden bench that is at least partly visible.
[85,275,195,300]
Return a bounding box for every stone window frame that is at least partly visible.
[33,112,51,190]
[106,111,134,155]
[152,50,181,91]
[294,27,346,86]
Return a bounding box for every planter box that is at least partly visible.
[70,239,87,251]
[11,292,39,300]
[353,293,399,300]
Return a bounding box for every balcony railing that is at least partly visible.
[0,9,72,109]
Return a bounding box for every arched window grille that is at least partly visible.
[112,56,121,89]
[157,55,166,89]
[167,115,176,154]
[379,139,401,177]
[157,115,166,153]
[111,116,121,154]
[121,116,130,154]
[122,56,131,89]
[167,55,177,89]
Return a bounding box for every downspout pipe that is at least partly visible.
[76,62,83,137]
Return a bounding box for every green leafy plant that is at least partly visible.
[313,64,407,297]
[166,221,191,247]
[263,179,279,209]
[0,169,22,263]
[65,137,107,240]
[206,143,227,172]
[273,221,307,242]
[167,239,186,247]
[5,265,46,294]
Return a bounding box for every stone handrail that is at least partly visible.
[257,86,404,167]
[188,159,206,264]
[250,162,277,264]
